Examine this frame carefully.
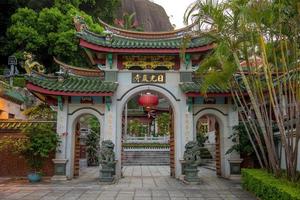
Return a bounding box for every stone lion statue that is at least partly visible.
[99,140,115,168]
[23,52,45,74]
[183,141,202,167]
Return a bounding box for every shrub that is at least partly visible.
[242,169,300,200]
[0,123,60,172]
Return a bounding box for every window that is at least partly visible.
[8,113,15,119]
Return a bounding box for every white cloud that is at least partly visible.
[152,0,196,29]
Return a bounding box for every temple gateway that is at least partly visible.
[25,18,241,181]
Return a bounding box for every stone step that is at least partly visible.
[123,151,170,166]
[202,159,216,171]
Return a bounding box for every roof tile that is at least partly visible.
[26,75,118,93]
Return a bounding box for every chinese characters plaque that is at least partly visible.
[132,73,166,83]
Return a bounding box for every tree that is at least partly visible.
[157,113,170,136]
[23,103,56,120]
[0,123,59,172]
[185,0,300,181]
[5,4,103,72]
[80,0,121,24]
[86,116,100,166]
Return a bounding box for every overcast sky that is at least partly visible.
[152,0,196,29]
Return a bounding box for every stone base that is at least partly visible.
[182,177,202,185]
[99,176,115,183]
[52,159,68,181]
[51,175,68,181]
[99,168,115,183]
[184,167,201,183]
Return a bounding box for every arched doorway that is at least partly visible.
[115,85,183,178]
[193,107,233,178]
[73,115,101,178]
[66,108,104,179]
[121,91,174,177]
[195,114,221,176]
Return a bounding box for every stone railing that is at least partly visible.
[123,135,169,143]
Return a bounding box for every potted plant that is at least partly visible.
[0,123,59,182]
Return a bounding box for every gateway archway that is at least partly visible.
[121,90,174,177]
[25,18,242,181]
[115,85,183,178]
[193,107,236,178]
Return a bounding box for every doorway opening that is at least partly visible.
[121,91,174,177]
[73,114,101,180]
[196,114,221,176]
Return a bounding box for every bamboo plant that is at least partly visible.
[185,0,300,182]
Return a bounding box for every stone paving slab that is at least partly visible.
[0,166,256,200]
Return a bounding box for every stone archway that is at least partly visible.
[65,108,104,179]
[115,84,185,178]
[194,107,234,178]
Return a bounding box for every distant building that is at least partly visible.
[0,81,26,120]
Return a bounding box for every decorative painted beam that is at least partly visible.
[105,96,112,111]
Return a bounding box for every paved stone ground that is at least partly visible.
[0,166,256,200]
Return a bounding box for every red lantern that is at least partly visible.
[138,92,159,109]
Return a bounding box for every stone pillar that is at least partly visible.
[103,97,119,178]
[225,106,241,178]
[177,96,193,179]
[52,97,69,181]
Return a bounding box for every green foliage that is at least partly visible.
[226,123,255,156]
[86,116,100,166]
[4,4,103,72]
[0,124,60,172]
[127,119,147,136]
[196,132,208,147]
[196,123,208,147]
[80,0,121,24]
[23,103,56,120]
[156,113,170,136]
[242,169,300,200]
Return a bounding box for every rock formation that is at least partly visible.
[117,0,174,32]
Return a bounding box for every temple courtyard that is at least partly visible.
[0,166,256,200]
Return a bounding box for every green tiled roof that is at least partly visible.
[179,79,230,93]
[0,81,24,104]
[0,120,56,132]
[77,30,213,49]
[26,75,118,93]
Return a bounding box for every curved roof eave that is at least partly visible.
[79,39,214,54]
[98,18,198,39]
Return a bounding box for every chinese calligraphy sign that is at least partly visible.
[132,73,166,83]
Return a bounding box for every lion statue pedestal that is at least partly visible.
[99,140,116,183]
[183,141,202,183]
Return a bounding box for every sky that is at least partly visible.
[152,0,196,29]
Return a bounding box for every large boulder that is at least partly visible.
[117,0,174,32]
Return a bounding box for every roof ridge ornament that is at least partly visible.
[23,52,45,75]
[73,15,88,32]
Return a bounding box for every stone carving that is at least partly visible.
[99,140,116,182]
[183,141,202,183]
[23,52,45,74]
